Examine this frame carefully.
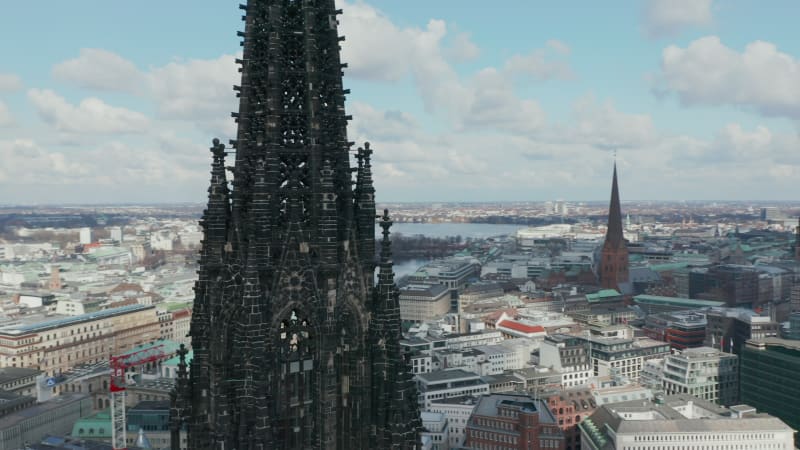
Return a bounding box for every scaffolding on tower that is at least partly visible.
[109,343,167,450]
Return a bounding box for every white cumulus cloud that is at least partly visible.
[0,73,23,92]
[642,0,714,38]
[52,48,143,92]
[654,36,800,119]
[446,32,481,63]
[27,89,150,135]
[50,49,238,135]
[0,101,13,127]
[146,54,238,121]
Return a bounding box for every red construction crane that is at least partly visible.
[109,343,168,450]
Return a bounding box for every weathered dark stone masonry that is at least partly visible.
[169,1,421,448]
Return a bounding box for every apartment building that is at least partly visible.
[659,347,738,406]
[0,304,159,376]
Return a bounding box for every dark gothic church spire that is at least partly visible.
[600,162,630,291]
[605,162,624,249]
[172,1,420,449]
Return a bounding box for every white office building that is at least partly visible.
[420,411,449,450]
[416,369,489,409]
[659,347,739,406]
[580,395,794,450]
[428,396,479,449]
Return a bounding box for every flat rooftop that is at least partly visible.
[0,367,41,384]
[417,369,481,384]
[586,394,790,437]
[0,304,153,336]
[634,295,724,308]
[745,337,800,352]
[0,393,88,429]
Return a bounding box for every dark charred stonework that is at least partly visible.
[169,1,421,449]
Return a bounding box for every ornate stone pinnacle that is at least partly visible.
[379,209,392,242]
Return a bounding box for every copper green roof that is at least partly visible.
[72,409,112,439]
[165,301,192,312]
[122,339,181,359]
[586,289,621,303]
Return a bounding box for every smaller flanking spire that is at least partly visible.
[169,344,190,450]
[355,143,376,278]
[370,210,422,449]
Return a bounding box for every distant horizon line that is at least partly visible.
[1,200,800,208]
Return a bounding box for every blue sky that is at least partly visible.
[0,0,798,204]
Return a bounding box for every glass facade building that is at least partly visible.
[740,338,800,445]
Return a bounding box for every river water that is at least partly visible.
[377,223,523,239]
[374,223,523,278]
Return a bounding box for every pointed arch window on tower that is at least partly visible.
[279,310,314,372]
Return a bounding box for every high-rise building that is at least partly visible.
[690,265,761,308]
[704,307,779,354]
[760,206,780,221]
[109,226,123,242]
[79,227,92,245]
[600,164,629,291]
[169,2,420,449]
[740,337,800,443]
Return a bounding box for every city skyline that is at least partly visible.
[0,0,799,204]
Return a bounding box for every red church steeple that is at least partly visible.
[600,163,629,291]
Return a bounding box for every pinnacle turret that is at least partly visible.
[370,209,422,449]
[356,144,377,276]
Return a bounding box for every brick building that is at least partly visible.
[465,393,565,450]
[544,387,596,450]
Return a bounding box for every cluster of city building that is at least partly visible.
[0,214,197,449]
[0,165,797,449]
[392,168,800,449]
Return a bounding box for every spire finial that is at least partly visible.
[379,209,392,242]
[377,209,394,269]
[210,138,225,159]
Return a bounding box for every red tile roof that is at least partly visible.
[497,320,545,334]
[172,309,192,319]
